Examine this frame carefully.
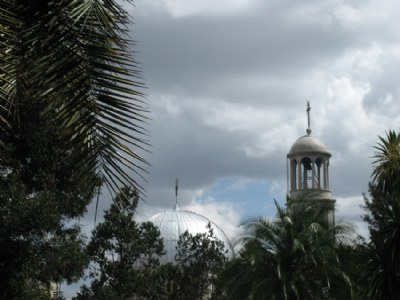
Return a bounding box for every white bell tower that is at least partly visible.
[287,103,335,226]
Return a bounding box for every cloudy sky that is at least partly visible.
[115,0,400,240]
[84,0,400,244]
[64,0,400,297]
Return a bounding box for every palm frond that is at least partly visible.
[231,198,354,299]
[0,0,149,199]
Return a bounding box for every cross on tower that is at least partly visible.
[306,101,312,135]
[174,178,179,210]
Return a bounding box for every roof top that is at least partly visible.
[288,132,331,157]
[149,208,234,264]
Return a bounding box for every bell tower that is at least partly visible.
[287,102,335,226]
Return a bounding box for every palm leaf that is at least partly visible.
[0,0,149,200]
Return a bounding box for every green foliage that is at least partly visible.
[363,130,400,299]
[0,1,148,297]
[0,173,90,299]
[223,200,354,300]
[370,131,400,195]
[0,102,96,297]
[75,187,166,300]
[172,223,228,300]
[336,238,372,300]
[0,0,148,197]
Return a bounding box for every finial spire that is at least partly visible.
[174,178,179,210]
[306,101,312,135]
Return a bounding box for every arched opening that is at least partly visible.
[324,160,329,189]
[301,157,312,189]
[291,159,297,190]
[315,157,323,189]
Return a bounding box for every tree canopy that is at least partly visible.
[0,0,148,298]
[223,199,354,300]
[173,223,228,299]
[363,130,400,299]
[75,187,165,300]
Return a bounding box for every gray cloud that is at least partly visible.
[87,0,400,252]
[145,95,288,190]
[132,1,366,100]
[132,0,400,210]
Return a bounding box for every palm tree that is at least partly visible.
[222,199,354,300]
[363,130,400,299]
[370,130,400,195]
[0,0,148,197]
[0,1,149,296]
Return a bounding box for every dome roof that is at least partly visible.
[288,133,331,156]
[149,208,234,264]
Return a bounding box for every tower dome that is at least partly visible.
[287,131,332,200]
[289,135,330,156]
[149,207,234,264]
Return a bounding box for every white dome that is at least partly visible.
[288,134,331,157]
[149,208,234,264]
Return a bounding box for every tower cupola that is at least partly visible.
[287,131,332,200]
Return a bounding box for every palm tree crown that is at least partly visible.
[364,130,400,299]
[371,130,400,196]
[223,199,354,300]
